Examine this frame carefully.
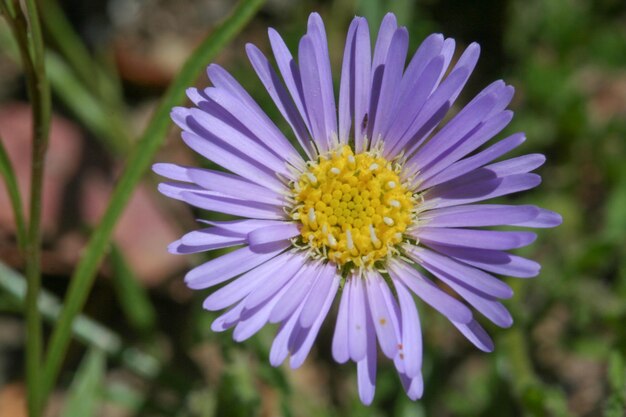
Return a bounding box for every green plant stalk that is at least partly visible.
[39,0,266,408]
[0,135,27,251]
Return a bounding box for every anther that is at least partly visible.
[330,167,341,175]
[328,233,337,247]
[386,181,396,189]
[308,208,317,224]
[346,229,355,250]
[369,163,379,171]
[369,225,381,248]
[389,199,401,208]
[383,217,394,226]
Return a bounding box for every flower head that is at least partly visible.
[154,12,561,404]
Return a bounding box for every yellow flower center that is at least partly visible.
[290,145,414,268]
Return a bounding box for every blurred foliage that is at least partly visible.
[1,0,626,416]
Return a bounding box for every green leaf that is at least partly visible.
[109,244,157,334]
[61,348,106,417]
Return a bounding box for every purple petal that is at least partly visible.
[420,204,541,228]
[388,259,472,323]
[179,190,285,220]
[514,208,563,228]
[399,372,424,400]
[242,252,306,309]
[394,280,422,378]
[299,263,338,327]
[185,241,289,289]
[268,28,312,135]
[452,319,494,352]
[418,260,513,327]
[269,302,303,366]
[186,168,284,205]
[289,270,339,368]
[419,133,526,189]
[246,43,315,158]
[202,86,304,171]
[169,227,246,255]
[180,131,285,192]
[339,17,371,150]
[197,218,280,233]
[332,279,351,364]
[365,270,400,359]
[247,223,300,249]
[424,243,540,278]
[202,251,294,311]
[269,262,321,323]
[370,28,409,146]
[348,274,368,362]
[152,162,191,182]
[425,173,542,208]
[413,227,537,251]
[356,304,377,406]
[408,247,514,299]
[185,106,292,178]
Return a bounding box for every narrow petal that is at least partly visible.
[246,43,315,158]
[394,280,423,378]
[399,372,424,400]
[180,190,285,220]
[356,305,377,406]
[413,227,537,251]
[268,28,312,134]
[185,241,289,289]
[348,274,368,362]
[408,247,514,299]
[332,279,351,363]
[514,208,563,228]
[299,263,338,327]
[269,303,303,366]
[289,271,339,368]
[169,227,246,255]
[242,252,306,309]
[370,28,409,146]
[181,131,285,192]
[425,173,542,208]
[425,243,540,278]
[187,167,285,205]
[269,262,321,323]
[388,259,473,323]
[420,204,541,228]
[452,319,494,352]
[419,133,526,189]
[202,251,295,311]
[152,162,191,182]
[247,223,300,249]
[365,270,400,359]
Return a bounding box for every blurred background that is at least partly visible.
[1,0,625,416]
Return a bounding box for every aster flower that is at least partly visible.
[154,12,561,404]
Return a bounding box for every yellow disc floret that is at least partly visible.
[290,145,414,268]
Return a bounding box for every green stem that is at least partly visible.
[0,135,27,251]
[39,0,265,407]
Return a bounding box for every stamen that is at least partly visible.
[330,167,341,175]
[383,217,394,226]
[346,229,354,250]
[306,173,317,184]
[328,233,337,247]
[386,181,396,189]
[369,163,379,171]
[389,199,401,208]
[308,208,316,223]
[369,224,381,248]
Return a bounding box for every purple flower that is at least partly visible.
[154,12,561,404]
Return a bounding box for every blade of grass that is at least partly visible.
[109,244,157,334]
[1,1,52,415]
[0,134,27,250]
[60,348,106,417]
[0,260,161,378]
[40,0,266,406]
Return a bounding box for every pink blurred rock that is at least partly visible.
[0,102,82,236]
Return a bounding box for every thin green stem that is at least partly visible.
[39,0,265,407]
[2,1,52,416]
[0,135,27,251]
